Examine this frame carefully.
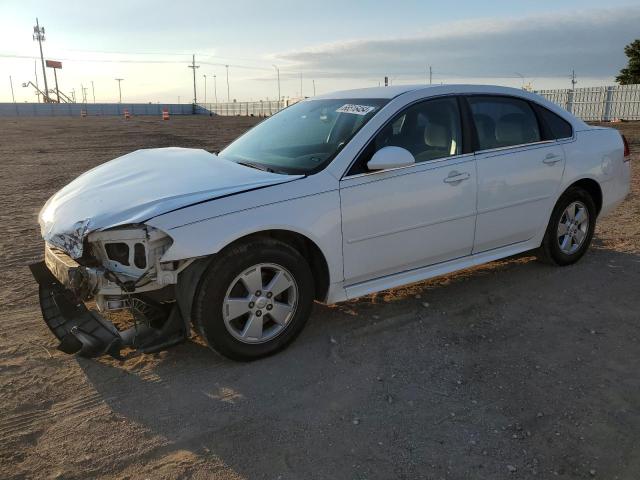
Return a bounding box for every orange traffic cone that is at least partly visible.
[124,109,130,119]
[162,108,169,120]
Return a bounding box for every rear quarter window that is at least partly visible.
[535,105,573,140]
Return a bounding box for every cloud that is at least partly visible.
[272,7,640,81]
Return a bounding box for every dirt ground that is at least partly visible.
[0,116,638,480]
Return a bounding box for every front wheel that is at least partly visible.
[192,238,315,361]
[538,187,597,266]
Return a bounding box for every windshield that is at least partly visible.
[219,98,389,174]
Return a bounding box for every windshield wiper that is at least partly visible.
[235,160,285,174]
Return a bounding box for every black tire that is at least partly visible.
[537,186,597,266]
[192,238,315,361]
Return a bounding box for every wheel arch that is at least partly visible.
[214,229,331,302]
[563,177,603,215]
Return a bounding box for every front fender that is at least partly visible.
[146,190,344,285]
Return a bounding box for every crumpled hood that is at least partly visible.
[40,147,302,258]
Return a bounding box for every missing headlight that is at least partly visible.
[105,242,130,266]
[134,243,146,269]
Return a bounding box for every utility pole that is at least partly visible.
[203,74,207,105]
[34,60,40,103]
[429,65,433,85]
[571,69,577,90]
[9,75,15,103]
[91,80,95,103]
[187,54,200,106]
[33,18,49,102]
[71,88,76,103]
[272,64,281,108]
[115,78,123,102]
[225,65,230,102]
[81,83,87,103]
[312,79,316,96]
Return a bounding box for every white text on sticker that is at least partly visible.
[336,104,376,115]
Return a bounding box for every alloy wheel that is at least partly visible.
[222,263,298,344]
[557,201,589,255]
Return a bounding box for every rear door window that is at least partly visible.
[467,96,541,150]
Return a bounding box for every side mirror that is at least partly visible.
[367,146,415,171]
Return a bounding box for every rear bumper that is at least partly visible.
[29,260,186,359]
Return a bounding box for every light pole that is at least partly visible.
[9,76,15,103]
[91,80,95,103]
[272,64,280,109]
[115,78,123,103]
[213,74,218,104]
[203,74,207,105]
[514,72,525,89]
[225,65,230,102]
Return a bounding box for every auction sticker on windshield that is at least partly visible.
[336,104,376,115]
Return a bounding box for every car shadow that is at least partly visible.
[79,246,640,479]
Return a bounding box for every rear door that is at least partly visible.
[466,95,566,253]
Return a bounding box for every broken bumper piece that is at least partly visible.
[29,261,186,359]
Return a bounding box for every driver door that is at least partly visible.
[339,96,477,285]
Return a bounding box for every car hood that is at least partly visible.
[39,147,303,258]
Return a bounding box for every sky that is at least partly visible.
[1,0,639,104]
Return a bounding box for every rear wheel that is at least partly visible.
[538,187,596,266]
[192,238,315,361]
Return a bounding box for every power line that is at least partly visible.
[0,52,274,71]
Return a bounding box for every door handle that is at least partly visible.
[443,171,471,185]
[543,153,562,165]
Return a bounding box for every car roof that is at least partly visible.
[310,83,588,129]
[313,84,537,100]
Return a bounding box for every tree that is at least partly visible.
[616,39,640,85]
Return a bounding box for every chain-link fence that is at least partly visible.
[0,102,199,117]
[199,98,309,117]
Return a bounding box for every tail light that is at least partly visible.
[622,134,630,162]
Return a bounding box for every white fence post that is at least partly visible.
[603,86,615,121]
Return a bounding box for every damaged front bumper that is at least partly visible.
[29,250,187,359]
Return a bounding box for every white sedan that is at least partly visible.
[31,84,631,360]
